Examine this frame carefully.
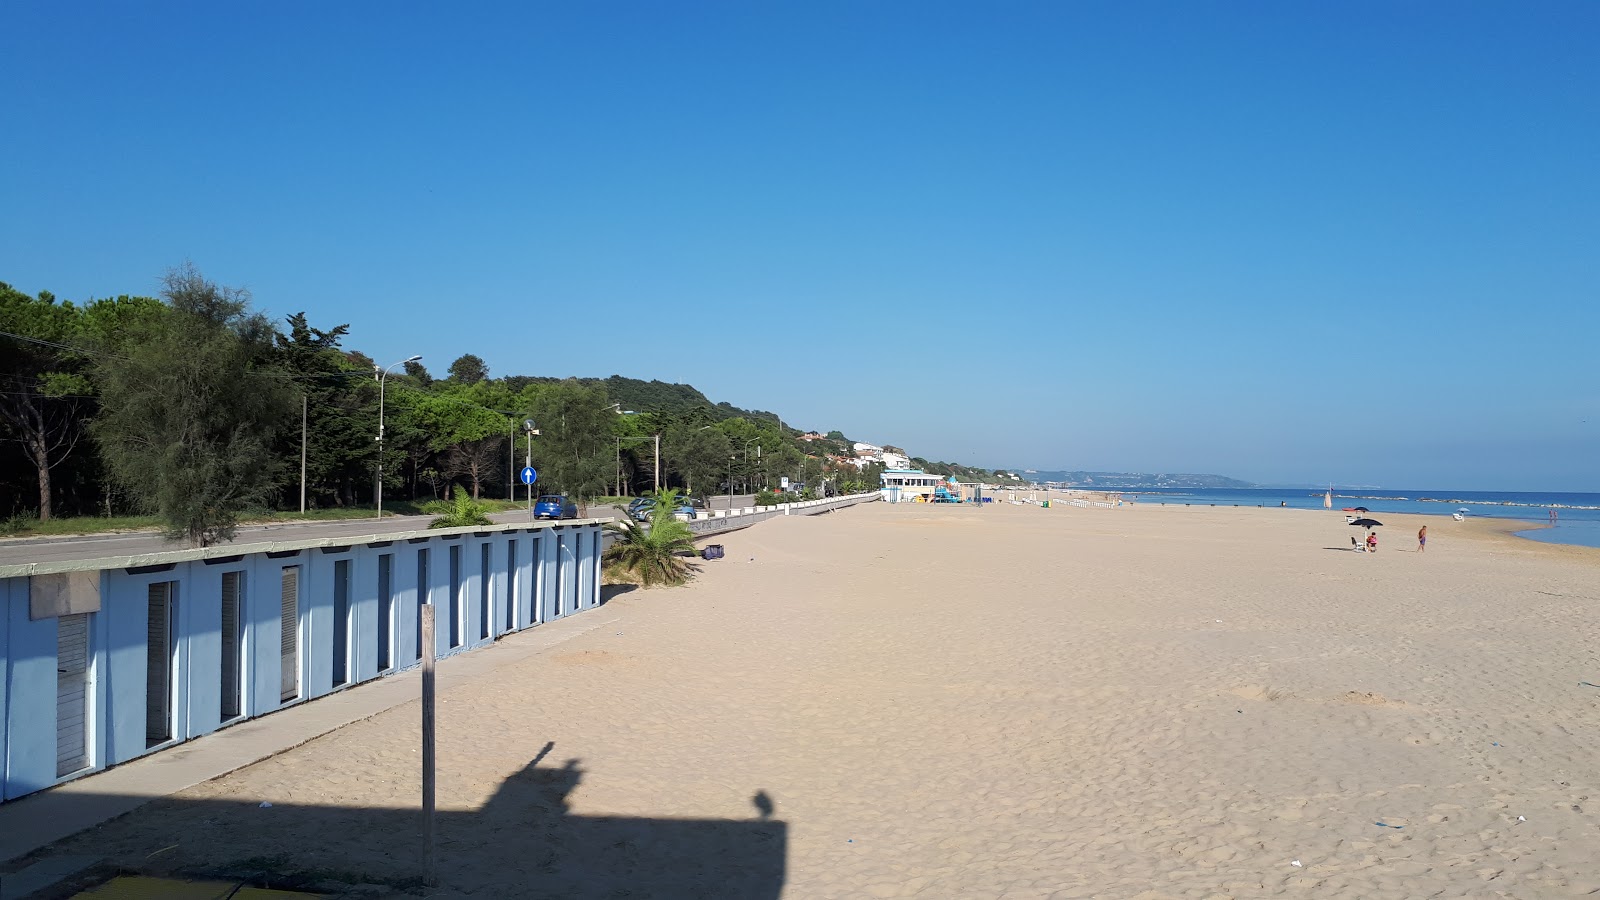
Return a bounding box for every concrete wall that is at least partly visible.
[0,520,604,802]
[686,492,880,538]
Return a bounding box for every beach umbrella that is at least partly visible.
[1352,506,1369,512]
[1349,518,1383,528]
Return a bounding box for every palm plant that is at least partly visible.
[603,488,698,586]
[428,485,494,528]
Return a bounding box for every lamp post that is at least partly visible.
[727,455,736,511]
[523,419,539,521]
[742,440,761,494]
[375,355,422,520]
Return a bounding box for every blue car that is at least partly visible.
[534,494,578,520]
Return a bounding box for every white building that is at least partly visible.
[879,469,945,503]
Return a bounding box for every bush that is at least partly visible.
[428,487,494,528]
[603,489,698,586]
[755,490,799,506]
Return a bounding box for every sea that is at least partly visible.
[1099,487,1600,550]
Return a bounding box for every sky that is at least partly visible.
[3,2,1596,490]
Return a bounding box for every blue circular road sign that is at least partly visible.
[520,466,538,486]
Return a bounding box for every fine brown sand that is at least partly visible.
[40,501,1600,897]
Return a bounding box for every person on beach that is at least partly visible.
[1418,525,1427,553]
[1366,531,1378,553]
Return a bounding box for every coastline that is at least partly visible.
[24,500,1600,896]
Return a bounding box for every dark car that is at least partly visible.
[534,494,578,520]
[631,494,701,522]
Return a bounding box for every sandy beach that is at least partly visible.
[33,500,1600,898]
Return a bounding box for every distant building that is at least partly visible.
[880,468,944,503]
[800,432,826,442]
[880,451,910,469]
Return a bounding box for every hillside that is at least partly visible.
[1023,471,1255,489]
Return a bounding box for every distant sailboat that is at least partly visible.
[1324,486,1333,509]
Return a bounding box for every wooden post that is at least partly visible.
[421,604,437,886]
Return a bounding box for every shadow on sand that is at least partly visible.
[15,744,785,899]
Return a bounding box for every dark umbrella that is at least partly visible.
[1349,518,1383,528]
[1352,506,1369,512]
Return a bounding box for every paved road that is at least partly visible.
[0,505,625,567]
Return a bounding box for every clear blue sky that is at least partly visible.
[4,2,1596,490]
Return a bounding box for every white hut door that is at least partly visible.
[280,566,300,702]
[145,583,175,747]
[56,613,91,776]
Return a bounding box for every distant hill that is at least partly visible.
[1023,471,1255,489]
[508,375,788,429]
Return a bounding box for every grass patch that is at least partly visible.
[0,499,530,539]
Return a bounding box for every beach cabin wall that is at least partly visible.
[0,520,604,803]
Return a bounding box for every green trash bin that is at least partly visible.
[1042,499,1050,508]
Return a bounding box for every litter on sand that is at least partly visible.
[259,801,273,808]
[1374,821,1403,829]
[1290,860,1303,867]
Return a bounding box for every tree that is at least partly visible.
[0,284,90,520]
[92,265,295,546]
[524,380,615,502]
[665,426,732,499]
[447,353,489,385]
[398,390,509,499]
[273,312,377,508]
[403,358,433,386]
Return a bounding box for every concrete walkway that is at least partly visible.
[0,605,619,866]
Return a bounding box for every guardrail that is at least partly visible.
[684,492,880,538]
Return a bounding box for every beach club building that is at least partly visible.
[0,518,605,803]
[879,469,945,503]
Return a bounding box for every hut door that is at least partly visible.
[280,567,300,702]
[145,583,175,747]
[56,613,91,776]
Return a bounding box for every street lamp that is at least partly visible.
[375,355,422,520]
[728,455,736,511]
[523,419,540,521]
[741,440,761,494]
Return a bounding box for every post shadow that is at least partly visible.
[11,751,786,899]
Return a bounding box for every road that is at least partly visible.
[0,495,779,567]
[0,505,626,568]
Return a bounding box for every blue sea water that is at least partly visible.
[1119,487,1600,550]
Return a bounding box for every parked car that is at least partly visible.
[632,494,702,522]
[533,494,578,520]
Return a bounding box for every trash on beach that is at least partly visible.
[1290,860,1302,867]
[259,801,273,808]
[1374,821,1402,829]
[1579,681,1600,688]
[1518,815,1526,822]
[1492,742,1501,747]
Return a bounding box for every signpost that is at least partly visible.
[522,420,540,522]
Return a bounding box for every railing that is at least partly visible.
[683,492,880,537]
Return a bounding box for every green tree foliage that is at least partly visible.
[273,312,378,508]
[92,265,295,546]
[524,379,614,503]
[0,283,93,520]
[602,489,697,586]
[398,388,511,499]
[447,353,489,385]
